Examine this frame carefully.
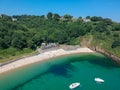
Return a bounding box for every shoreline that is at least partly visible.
[0,47,94,74]
[89,46,120,64]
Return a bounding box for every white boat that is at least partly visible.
[94,78,104,83]
[69,82,80,89]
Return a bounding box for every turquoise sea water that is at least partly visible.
[0,53,120,90]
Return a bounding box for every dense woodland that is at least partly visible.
[0,12,120,61]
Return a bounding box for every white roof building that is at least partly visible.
[12,18,17,21]
[83,18,91,22]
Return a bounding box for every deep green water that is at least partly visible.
[0,53,120,90]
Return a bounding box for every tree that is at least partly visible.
[103,18,113,25]
[11,31,27,49]
[112,23,120,31]
[76,17,83,24]
[11,37,26,49]
[86,16,91,19]
[27,39,36,50]
[111,40,120,48]
[47,12,53,19]
[78,16,82,20]
[40,15,45,18]
[63,14,73,22]
[95,22,108,32]
[32,34,43,46]
[91,16,103,21]
[0,38,5,49]
[53,14,60,21]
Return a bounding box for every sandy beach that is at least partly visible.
[0,47,94,74]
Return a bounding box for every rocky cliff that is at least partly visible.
[89,46,120,64]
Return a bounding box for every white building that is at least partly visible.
[12,18,17,21]
[83,18,91,22]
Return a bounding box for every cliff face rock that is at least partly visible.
[80,35,120,64]
[89,46,120,64]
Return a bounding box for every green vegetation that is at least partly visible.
[0,47,37,63]
[0,13,120,62]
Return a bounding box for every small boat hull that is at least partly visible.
[69,82,80,89]
[94,78,104,83]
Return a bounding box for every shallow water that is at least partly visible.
[0,53,120,90]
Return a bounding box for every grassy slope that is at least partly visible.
[0,47,38,63]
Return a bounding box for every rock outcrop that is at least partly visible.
[89,46,120,64]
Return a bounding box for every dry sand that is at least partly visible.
[0,47,94,74]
